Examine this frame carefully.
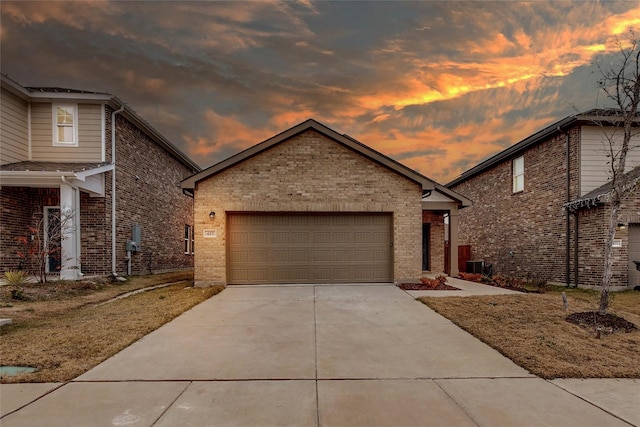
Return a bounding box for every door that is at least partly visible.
[422,223,430,271]
[629,224,640,287]
[45,207,62,274]
[227,213,393,284]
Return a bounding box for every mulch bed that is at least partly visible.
[566,311,638,335]
[397,282,460,291]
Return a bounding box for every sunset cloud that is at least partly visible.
[2,0,639,183]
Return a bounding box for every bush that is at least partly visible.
[420,275,448,287]
[3,270,30,286]
[459,272,483,282]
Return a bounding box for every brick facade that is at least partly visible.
[104,107,196,275]
[450,122,638,288]
[450,127,580,283]
[193,129,423,286]
[1,188,62,272]
[576,197,640,287]
[0,107,196,277]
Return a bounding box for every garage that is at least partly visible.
[182,119,470,287]
[227,213,392,284]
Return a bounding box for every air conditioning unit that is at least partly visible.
[466,261,484,274]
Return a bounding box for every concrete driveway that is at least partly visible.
[1,284,636,426]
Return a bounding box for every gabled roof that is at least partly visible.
[182,118,439,192]
[446,109,640,187]
[1,74,201,173]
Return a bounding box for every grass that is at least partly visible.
[0,271,224,383]
[418,286,640,379]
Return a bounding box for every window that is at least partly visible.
[184,225,194,254]
[53,104,78,146]
[513,156,524,193]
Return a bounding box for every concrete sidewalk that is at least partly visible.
[1,284,637,426]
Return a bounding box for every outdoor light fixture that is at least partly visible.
[209,211,216,219]
[617,223,626,230]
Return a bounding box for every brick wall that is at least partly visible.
[0,187,32,271]
[450,127,580,283]
[1,107,196,277]
[106,106,196,275]
[0,187,60,272]
[193,130,423,286]
[422,210,445,273]
[577,196,640,287]
[79,191,109,274]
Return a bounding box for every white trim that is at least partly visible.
[28,101,32,160]
[52,103,79,147]
[513,155,524,193]
[101,104,106,162]
[184,224,195,254]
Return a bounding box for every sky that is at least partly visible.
[2,1,640,183]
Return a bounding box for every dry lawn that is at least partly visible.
[1,272,223,383]
[0,270,197,323]
[419,288,640,379]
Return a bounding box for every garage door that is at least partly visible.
[227,213,392,284]
[629,224,640,287]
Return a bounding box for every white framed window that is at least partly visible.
[53,104,78,146]
[184,225,194,254]
[513,155,524,193]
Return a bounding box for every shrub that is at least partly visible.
[459,272,483,282]
[420,275,448,287]
[3,270,30,286]
[10,288,29,301]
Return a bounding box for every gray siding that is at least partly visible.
[31,102,102,162]
[0,88,29,165]
[580,125,640,196]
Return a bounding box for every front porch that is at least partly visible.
[0,162,112,280]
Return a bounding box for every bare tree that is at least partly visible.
[16,208,76,283]
[594,32,640,313]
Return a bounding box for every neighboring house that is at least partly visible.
[0,75,200,279]
[181,119,471,286]
[448,109,640,289]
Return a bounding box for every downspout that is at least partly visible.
[561,127,571,287]
[574,212,579,289]
[111,105,125,276]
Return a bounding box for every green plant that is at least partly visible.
[11,288,28,301]
[3,270,30,286]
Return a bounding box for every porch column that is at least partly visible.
[449,206,460,277]
[60,182,81,280]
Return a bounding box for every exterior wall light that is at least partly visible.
[209,211,216,220]
[617,223,626,230]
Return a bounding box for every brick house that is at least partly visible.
[447,110,640,288]
[0,74,200,279]
[182,119,471,286]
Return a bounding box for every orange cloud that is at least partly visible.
[184,135,217,157]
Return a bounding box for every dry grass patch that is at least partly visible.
[0,270,194,323]
[1,280,223,383]
[418,290,640,379]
